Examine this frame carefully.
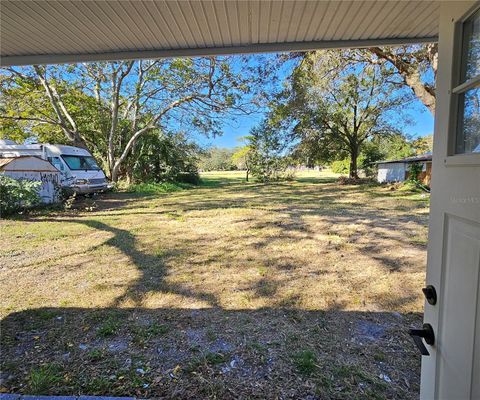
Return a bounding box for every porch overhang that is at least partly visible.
[1,1,440,67]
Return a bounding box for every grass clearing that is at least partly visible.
[0,170,428,398]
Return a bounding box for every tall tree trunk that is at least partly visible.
[111,164,120,183]
[107,143,115,180]
[34,66,90,149]
[109,95,197,183]
[125,166,133,184]
[350,146,359,179]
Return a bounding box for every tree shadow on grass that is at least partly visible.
[37,217,219,308]
[28,176,427,312]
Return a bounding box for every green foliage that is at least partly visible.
[1,57,266,182]
[126,130,201,184]
[398,180,422,192]
[408,162,423,182]
[411,134,433,154]
[292,349,317,375]
[359,140,385,177]
[87,349,105,362]
[198,147,237,171]
[84,376,113,394]
[374,133,414,160]
[122,182,192,195]
[331,159,350,174]
[231,145,255,180]
[247,119,290,182]
[205,352,227,365]
[272,50,409,178]
[28,364,63,394]
[132,322,169,345]
[231,145,253,170]
[0,175,41,216]
[97,316,121,337]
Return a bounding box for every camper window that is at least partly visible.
[62,155,100,171]
[48,157,65,172]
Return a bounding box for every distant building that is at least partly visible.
[0,156,61,203]
[377,154,432,186]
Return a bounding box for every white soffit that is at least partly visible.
[0,1,439,66]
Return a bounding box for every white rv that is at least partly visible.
[0,140,109,194]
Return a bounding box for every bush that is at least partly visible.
[407,162,423,182]
[396,180,429,193]
[126,130,202,184]
[175,171,201,185]
[397,181,420,192]
[0,175,41,216]
[123,181,192,194]
[331,159,350,174]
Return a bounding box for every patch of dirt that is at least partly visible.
[353,320,386,342]
[1,308,422,399]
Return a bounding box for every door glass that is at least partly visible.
[461,9,480,81]
[457,87,480,153]
[455,9,480,154]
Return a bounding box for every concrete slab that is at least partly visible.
[0,395,21,400]
[78,397,134,400]
[22,397,76,400]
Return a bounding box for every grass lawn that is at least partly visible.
[0,170,429,399]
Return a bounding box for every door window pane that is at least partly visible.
[461,9,480,82]
[457,87,480,153]
[456,9,480,154]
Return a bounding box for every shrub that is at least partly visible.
[0,175,41,216]
[282,168,297,181]
[127,131,202,183]
[175,171,201,185]
[397,180,419,192]
[123,181,192,194]
[331,159,350,174]
[407,162,423,182]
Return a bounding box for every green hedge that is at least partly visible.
[0,175,41,216]
[122,181,193,194]
[331,159,350,174]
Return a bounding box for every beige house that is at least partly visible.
[1,2,479,398]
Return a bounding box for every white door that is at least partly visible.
[420,2,480,399]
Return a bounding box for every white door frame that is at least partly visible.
[421,2,480,398]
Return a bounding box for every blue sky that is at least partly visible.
[195,53,435,149]
[198,106,434,149]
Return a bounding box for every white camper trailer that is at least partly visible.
[0,141,109,194]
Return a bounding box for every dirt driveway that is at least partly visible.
[0,171,429,399]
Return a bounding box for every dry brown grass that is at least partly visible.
[0,170,429,399]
